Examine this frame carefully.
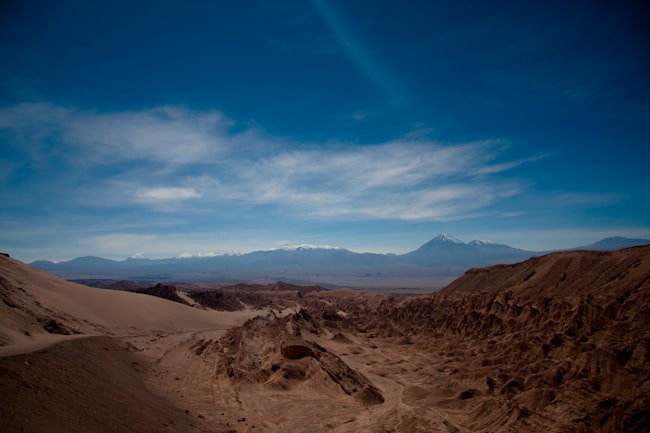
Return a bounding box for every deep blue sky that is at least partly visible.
[1,0,649,261]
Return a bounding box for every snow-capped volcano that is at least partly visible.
[432,233,465,244]
[403,233,531,267]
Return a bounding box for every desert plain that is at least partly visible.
[1,246,649,432]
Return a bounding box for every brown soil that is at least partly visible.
[1,247,649,432]
[0,336,222,433]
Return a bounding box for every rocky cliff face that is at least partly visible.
[176,247,649,431]
[301,246,650,432]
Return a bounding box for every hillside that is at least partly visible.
[1,247,649,432]
[248,246,650,431]
[0,255,261,355]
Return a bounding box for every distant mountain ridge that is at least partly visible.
[574,236,650,251]
[402,233,531,267]
[29,235,650,289]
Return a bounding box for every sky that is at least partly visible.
[1,0,649,261]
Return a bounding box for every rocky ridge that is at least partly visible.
[1,246,649,432]
[294,246,650,432]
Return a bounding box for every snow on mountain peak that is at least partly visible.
[128,253,147,260]
[469,239,496,246]
[278,243,341,251]
[435,233,464,244]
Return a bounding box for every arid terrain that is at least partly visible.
[1,246,649,432]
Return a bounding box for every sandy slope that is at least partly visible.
[0,255,260,355]
[0,336,221,433]
[0,254,266,433]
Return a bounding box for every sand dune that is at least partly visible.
[1,248,649,432]
[0,336,220,433]
[0,255,261,356]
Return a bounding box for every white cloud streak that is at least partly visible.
[135,187,201,201]
[0,102,232,165]
[0,102,536,221]
[312,0,403,102]
[232,140,524,220]
[66,106,230,164]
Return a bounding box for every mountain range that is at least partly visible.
[29,234,650,290]
[4,241,650,432]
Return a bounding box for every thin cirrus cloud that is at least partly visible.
[65,106,231,164]
[312,0,403,103]
[135,187,202,201]
[0,102,534,221]
[0,102,232,165]
[233,141,526,220]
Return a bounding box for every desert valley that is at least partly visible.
[3,1,649,432]
[1,245,649,433]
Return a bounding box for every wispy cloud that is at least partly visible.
[0,102,536,223]
[232,140,524,220]
[135,187,201,201]
[0,102,233,165]
[66,105,231,164]
[312,0,404,103]
[475,153,552,175]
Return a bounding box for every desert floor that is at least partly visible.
[2,248,649,433]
